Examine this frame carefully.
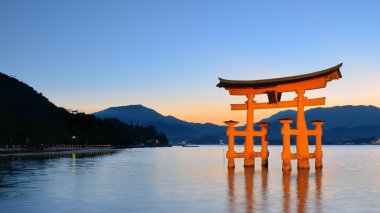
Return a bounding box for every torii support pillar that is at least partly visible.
[311,120,324,169]
[225,120,239,168]
[258,122,270,167]
[244,94,255,167]
[279,118,325,171]
[296,90,310,170]
[279,118,293,171]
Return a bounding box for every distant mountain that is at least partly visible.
[0,72,169,148]
[260,105,380,129]
[93,105,188,126]
[94,104,380,144]
[94,105,226,143]
[259,105,380,140]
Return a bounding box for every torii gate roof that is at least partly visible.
[216,63,342,89]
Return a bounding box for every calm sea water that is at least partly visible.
[0,145,379,213]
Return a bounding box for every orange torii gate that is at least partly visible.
[217,64,342,170]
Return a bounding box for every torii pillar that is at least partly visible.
[296,89,310,169]
[217,63,342,170]
[244,93,255,167]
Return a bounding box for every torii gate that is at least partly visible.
[217,64,342,170]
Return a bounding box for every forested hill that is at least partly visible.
[0,72,168,149]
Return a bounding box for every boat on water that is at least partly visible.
[182,145,199,147]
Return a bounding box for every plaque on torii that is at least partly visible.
[217,64,342,170]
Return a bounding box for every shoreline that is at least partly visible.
[0,145,172,157]
[0,148,119,157]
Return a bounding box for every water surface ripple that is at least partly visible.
[0,145,379,213]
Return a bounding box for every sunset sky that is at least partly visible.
[1,1,379,125]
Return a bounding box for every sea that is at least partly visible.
[0,145,379,213]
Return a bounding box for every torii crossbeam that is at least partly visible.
[217,64,343,170]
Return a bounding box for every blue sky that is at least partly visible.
[1,0,379,124]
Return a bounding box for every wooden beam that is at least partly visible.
[231,97,325,110]
[289,153,316,160]
[226,77,329,95]
[253,151,263,158]
[233,152,245,158]
[231,104,247,110]
[255,97,325,109]
[228,88,257,95]
[309,153,316,159]
[290,153,298,159]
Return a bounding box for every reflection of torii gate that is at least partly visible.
[217,64,342,170]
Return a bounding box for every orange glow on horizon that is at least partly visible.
[73,103,380,126]
[65,101,380,127]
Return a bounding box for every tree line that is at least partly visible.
[0,72,168,149]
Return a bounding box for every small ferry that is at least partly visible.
[182,145,199,147]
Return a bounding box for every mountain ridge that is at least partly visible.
[94,104,380,144]
[94,105,225,143]
[260,105,380,129]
